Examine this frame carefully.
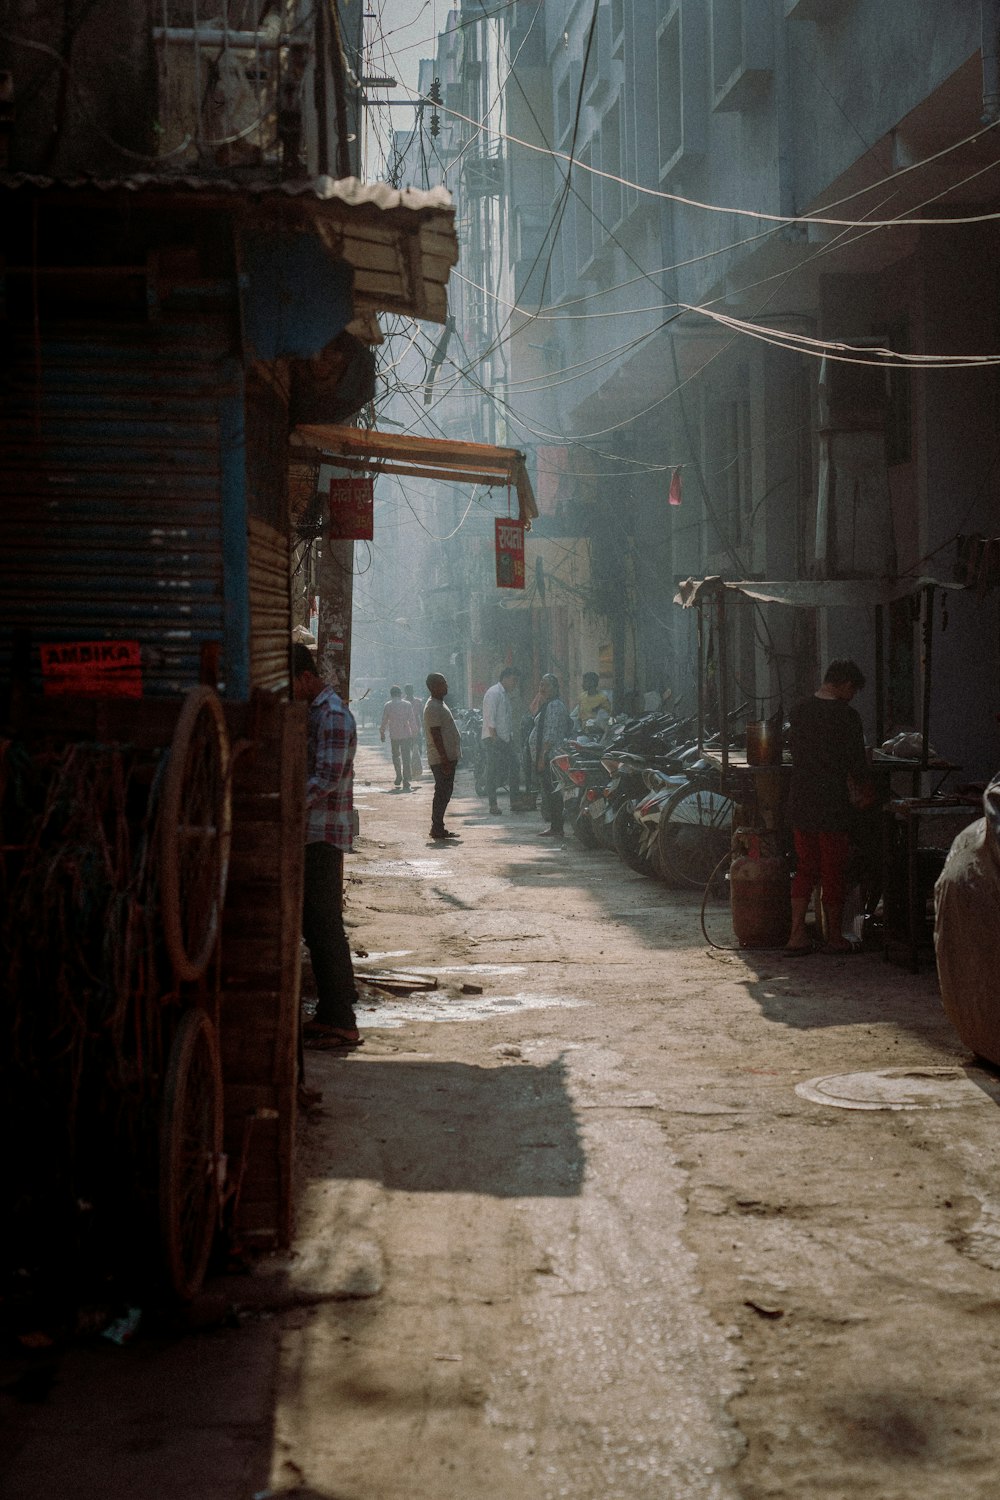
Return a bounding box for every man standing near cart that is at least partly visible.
[293,643,362,1048]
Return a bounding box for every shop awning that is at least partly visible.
[673,574,964,609]
[291,424,539,528]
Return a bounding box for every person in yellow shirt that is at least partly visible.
[576,672,611,727]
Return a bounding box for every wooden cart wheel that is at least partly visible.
[159,1008,223,1301]
[159,686,231,983]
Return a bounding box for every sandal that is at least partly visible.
[303,1021,364,1049]
[782,942,817,957]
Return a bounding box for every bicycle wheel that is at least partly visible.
[159,1008,223,1301]
[159,687,231,982]
[657,778,733,890]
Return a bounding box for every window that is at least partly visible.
[710,0,772,111]
[574,142,594,272]
[601,98,623,230]
[656,2,707,178]
[882,319,912,467]
[711,0,742,91]
[657,13,682,165]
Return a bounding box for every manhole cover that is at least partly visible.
[795,1067,1000,1111]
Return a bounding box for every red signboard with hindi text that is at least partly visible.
[40,640,143,698]
[328,477,374,540]
[495,517,526,590]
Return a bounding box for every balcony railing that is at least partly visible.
[152,2,318,177]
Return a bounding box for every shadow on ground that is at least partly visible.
[307,1054,585,1198]
[732,945,961,1050]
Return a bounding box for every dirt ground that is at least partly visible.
[4,730,1000,1500]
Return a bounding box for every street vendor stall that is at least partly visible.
[673,574,978,957]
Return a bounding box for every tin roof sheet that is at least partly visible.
[0,172,457,325]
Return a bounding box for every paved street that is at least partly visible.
[5,733,1000,1500]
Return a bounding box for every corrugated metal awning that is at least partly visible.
[291,425,539,528]
[0,172,458,325]
[673,575,964,609]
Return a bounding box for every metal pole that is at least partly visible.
[192,0,203,154]
[920,583,934,773]
[874,602,885,746]
[716,585,731,774]
[696,600,705,756]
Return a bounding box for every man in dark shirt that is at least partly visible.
[786,658,869,954]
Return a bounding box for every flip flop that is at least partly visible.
[783,943,817,957]
[303,1022,364,1049]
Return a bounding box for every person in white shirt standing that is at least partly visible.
[380,684,419,790]
[403,683,424,776]
[481,666,520,815]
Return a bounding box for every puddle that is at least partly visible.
[356,992,588,1027]
[795,1067,1000,1111]
[361,859,447,879]
[412,964,527,976]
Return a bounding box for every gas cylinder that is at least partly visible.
[729,829,791,948]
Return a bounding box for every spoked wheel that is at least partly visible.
[657,778,733,891]
[159,1008,223,1301]
[613,799,654,875]
[159,686,231,982]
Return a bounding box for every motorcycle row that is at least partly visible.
[549,705,747,893]
[450,701,747,895]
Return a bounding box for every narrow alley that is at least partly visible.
[5,733,1000,1500]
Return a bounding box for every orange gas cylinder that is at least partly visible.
[729,832,791,948]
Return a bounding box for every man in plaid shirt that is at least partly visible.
[293,644,361,1048]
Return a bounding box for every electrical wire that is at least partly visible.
[421,91,1000,230]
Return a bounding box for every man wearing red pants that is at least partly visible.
[786,659,869,955]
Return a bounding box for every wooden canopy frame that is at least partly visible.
[291,424,538,528]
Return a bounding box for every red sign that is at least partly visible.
[495,517,526,590]
[40,640,142,698]
[328,477,374,539]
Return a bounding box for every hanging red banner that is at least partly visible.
[328,477,374,539]
[40,640,143,698]
[495,517,526,589]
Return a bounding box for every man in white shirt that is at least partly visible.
[403,683,424,776]
[379,684,419,790]
[481,666,520,815]
[423,672,462,839]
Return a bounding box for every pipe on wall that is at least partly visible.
[982,0,1000,122]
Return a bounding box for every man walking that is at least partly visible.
[292,644,362,1049]
[403,683,424,776]
[423,672,462,840]
[481,666,520,814]
[379,684,419,790]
